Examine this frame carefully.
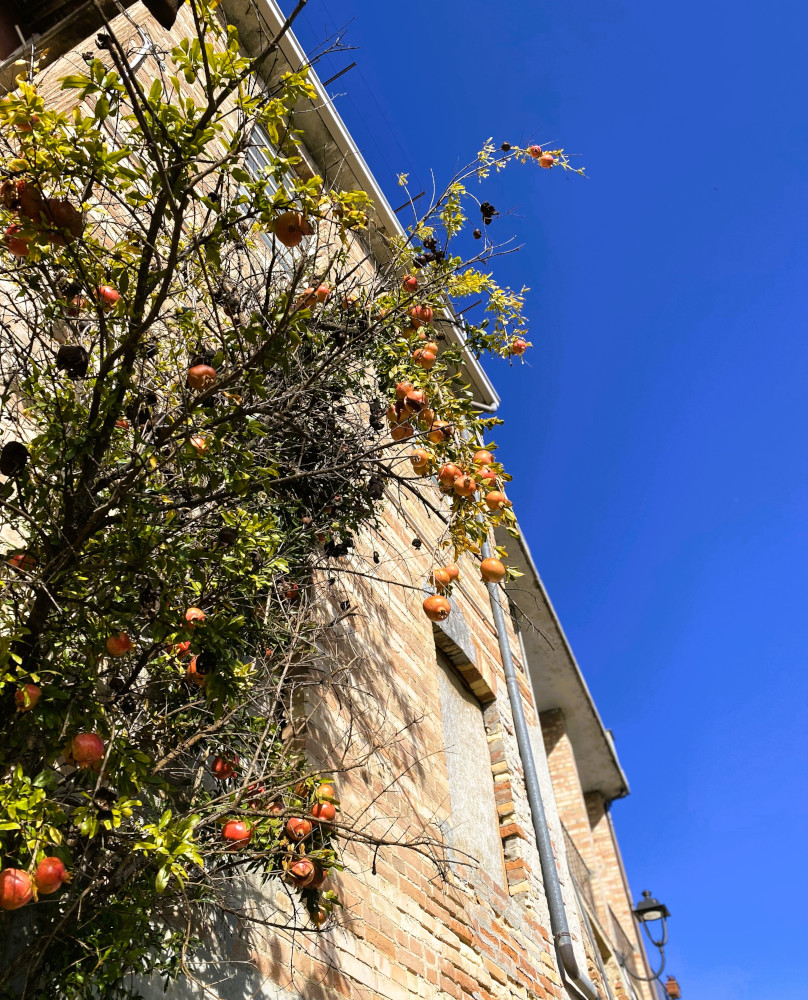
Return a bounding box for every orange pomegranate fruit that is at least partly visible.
[395,380,414,400]
[286,857,316,888]
[273,211,312,248]
[432,567,451,593]
[511,338,528,356]
[409,304,434,327]
[437,463,461,487]
[185,607,206,627]
[187,364,217,390]
[186,657,207,686]
[472,450,494,465]
[485,491,512,511]
[480,558,507,583]
[423,594,451,622]
[97,285,120,309]
[402,274,418,292]
[453,474,477,498]
[410,449,431,473]
[444,563,460,582]
[528,144,542,158]
[539,152,555,168]
[413,349,436,370]
[4,224,30,257]
[311,801,336,825]
[391,424,414,442]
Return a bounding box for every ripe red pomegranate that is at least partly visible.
[286,857,316,888]
[0,869,33,910]
[4,224,30,257]
[222,819,252,849]
[485,491,512,511]
[480,558,507,583]
[212,755,238,780]
[410,448,431,473]
[185,607,206,627]
[44,198,84,243]
[528,144,542,158]
[510,338,528,356]
[412,349,436,370]
[315,283,331,302]
[187,364,217,390]
[423,595,451,622]
[437,463,461,488]
[97,285,120,308]
[403,388,428,414]
[539,152,555,168]
[105,633,133,657]
[15,684,41,711]
[317,782,336,800]
[402,274,418,292]
[479,466,498,485]
[115,418,130,430]
[67,732,105,770]
[286,817,312,841]
[189,435,208,454]
[34,857,69,895]
[472,450,494,465]
[395,380,414,400]
[311,801,336,825]
[8,551,36,572]
[409,304,434,327]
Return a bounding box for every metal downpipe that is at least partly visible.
[481,534,603,1000]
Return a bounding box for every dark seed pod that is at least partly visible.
[194,650,217,676]
[411,538,422,550]
[93,786,119,820]
[500,142,511,151]
[373,551,380,564]
[217,525,239,546]
[56,344,89,379]
[367,475,385,501]
[473,229,482,240]
[142,0,187,30]
[0,441,29,477]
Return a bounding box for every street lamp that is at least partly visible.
[616,889,677,991]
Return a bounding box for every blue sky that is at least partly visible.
[291,1,808,996]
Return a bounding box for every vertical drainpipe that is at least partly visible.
[480,529,603,1000]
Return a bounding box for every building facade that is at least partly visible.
[0,3,672,999]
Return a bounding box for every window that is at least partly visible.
[436,649,504,882]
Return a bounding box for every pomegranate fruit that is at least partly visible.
[15,684,41,711]
[480,557,507,583]
[315,283,331,302]
[402,274,418,292]
[395,380,414,400]
[311,801,336,825]
[67,732,105,770]
[4,224,30,257]
[107,632,134,657]
[409,304,434,327]
[445,563,460,582]
[185,607,206,627]
[423,595,451,622]
[286,858,316,888]
[317,782,336,800]
[510,338,528,356]
[105,633,133,657]
[8,552,36,571]
[453,474,476,498]
[34,857,69,895]
[472,450,494,465]
[432,567,451,592]
[403,388,428,414]
[212,755,238,780]
[187,364,217,390]
[437,463,461,488]
[391,424,414,442]
[222,819,252,849]
[273,211,312,248]
[528,144,542,158]
[0,869,33,910]
[186,657,207,686]
[412,348,436,370]
[485,490,512,511]
[286,817,312,841]
[539,152,555,168]
[479,466,498,485]
[97,285,120,308]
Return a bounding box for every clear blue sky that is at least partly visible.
[292,1,808,996]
